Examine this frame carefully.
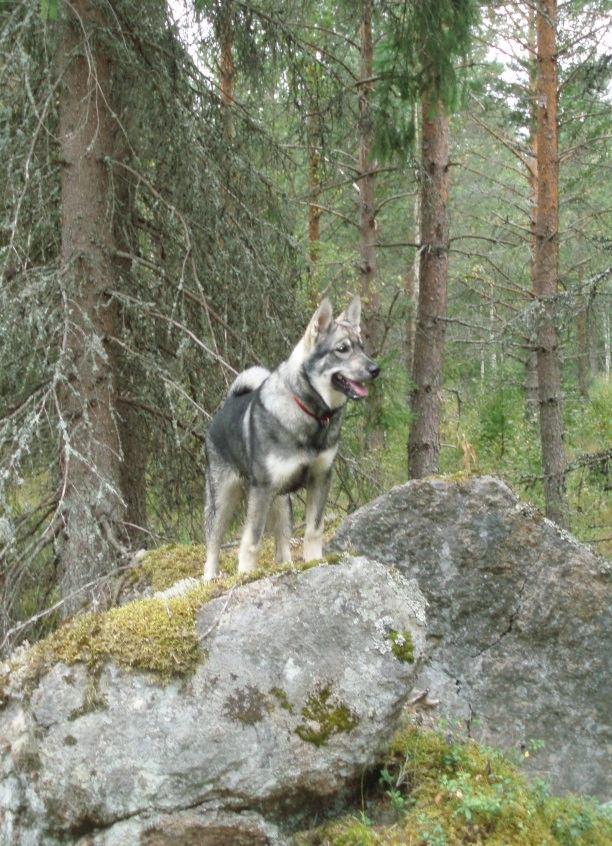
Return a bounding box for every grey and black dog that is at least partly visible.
[203,295,380,580]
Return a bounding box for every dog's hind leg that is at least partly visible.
[204,472,241,581]
[270,494,292,564]
[238,486,275,574]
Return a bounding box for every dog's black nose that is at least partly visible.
[368,363,381,379]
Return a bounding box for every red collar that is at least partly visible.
[293,395,332,427]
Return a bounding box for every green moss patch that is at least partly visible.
[298,726,612,845]
[295,685,359,747]
[130,544,206,592]
[386,629,414,663]
[271,686,295,713]
[15,545,343,687]
[28,581,213,680]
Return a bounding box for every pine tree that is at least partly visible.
[533,0,567,525]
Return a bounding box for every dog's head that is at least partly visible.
[295,296,380,409]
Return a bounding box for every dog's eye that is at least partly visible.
[336,342,350,354]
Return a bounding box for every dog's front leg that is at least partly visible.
[238,486,275,574]
[303,470,332,561]
[270,494,293,564]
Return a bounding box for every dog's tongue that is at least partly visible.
[347,379,368,398]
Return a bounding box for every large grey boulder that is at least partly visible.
[0,556,426,845]
[329,476,611,798]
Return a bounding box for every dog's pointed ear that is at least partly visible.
[338,295,361,329]
[305,298,333,346]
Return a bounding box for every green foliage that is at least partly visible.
[303,727,612,845]
[39,0,58,21]
[2,0,610,659]
[379,767,410,816]
[575,379,612,446]
[374,0,480,157]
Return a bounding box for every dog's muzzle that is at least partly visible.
[332,361,380,400]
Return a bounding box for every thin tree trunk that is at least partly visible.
[587,294,599,376]
[57,0,125,611]
[576,289,589,398]
[357,0,383,453]
[524,352,540,419]
[604,309,611,379]
[404,268,417,386]
[404,104,420,390]
[408,93,450,479]
[534,0,567,525]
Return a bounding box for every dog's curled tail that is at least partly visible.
[228,366,270,398]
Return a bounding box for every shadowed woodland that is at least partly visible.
[0,0,610,651]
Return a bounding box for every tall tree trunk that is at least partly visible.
[408,93,450,479]
[534,0,567,525]
[357,0,384,452]
[57,0,125,611]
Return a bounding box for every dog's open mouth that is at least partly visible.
[332,372,369,399]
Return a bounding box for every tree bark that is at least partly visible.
[357,0,384,453]
[57,0,125,611]
[534,0,567,525]
[408,93,450,479]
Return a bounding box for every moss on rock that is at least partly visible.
[386,629,414,663]
[297,726,612,845]
[14,545,343,687]
[271,686,294,713]
[295,685,359,747]
[129,544,206,592]
[28,582,211,680]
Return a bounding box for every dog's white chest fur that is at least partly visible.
[265,445,337,488]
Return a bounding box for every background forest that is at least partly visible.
[0,0,610,652]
